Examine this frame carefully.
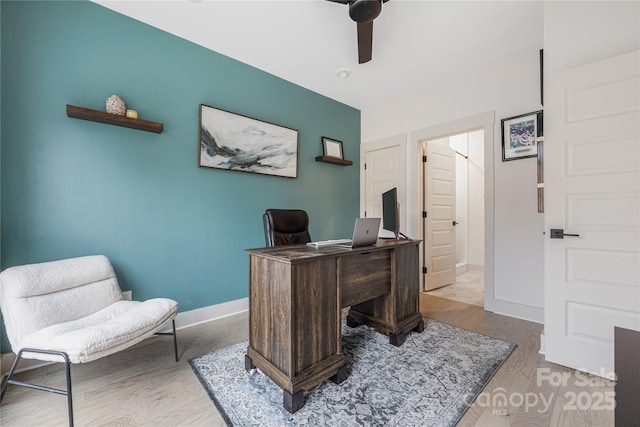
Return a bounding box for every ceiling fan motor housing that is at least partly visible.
[349,0,382,23]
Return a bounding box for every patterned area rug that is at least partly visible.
[189,319,516,426]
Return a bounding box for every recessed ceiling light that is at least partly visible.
[336,68,352,79]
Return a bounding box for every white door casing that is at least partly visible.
[424,141,456,290]
[544,50,640,377]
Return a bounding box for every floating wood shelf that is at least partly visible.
[315,155,353,166]
[66,104,164,133]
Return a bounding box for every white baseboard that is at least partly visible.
[455,264,468,275]
[172,297,248,330]
[1,297,249,377]
[0,354,50,378]
[468,264,485,273]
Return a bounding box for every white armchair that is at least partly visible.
[0,255,178,427]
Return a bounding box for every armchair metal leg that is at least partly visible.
[0,348,74,427]
[171,319,178,362]
[155,319,179,362]
[65,357,73,427]
[0,350,21,402]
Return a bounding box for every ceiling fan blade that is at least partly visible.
[357,20,373,64]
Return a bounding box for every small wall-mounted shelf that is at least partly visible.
[66,104,164,133]
[315,156,353,166]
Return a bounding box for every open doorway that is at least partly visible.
[423,129,484,307]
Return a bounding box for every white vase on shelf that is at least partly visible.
[106,95,125,116]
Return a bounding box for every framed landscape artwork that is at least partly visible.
[501,111,542,161]
[198,104,299,178]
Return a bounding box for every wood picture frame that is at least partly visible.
[321,137,344,159]
[198,104,298,178]
[501,111,542,161]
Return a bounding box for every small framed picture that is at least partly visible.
[321,137,344,159]
[501,111,543,161]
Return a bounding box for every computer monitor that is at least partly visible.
[382,187,399,239]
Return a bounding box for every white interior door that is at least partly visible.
[424,141,456,290]
[544,50,640,377]
[364,144,404,237]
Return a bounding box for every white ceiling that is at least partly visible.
[94,0,543,110]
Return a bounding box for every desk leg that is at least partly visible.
[390,319,425,347]
[330,365,348,384]
[346,314,361,328]
[244,354,255,371]
[283,390,304,414]
[389,332,408,347]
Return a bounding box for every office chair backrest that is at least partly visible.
[263,209,311,247]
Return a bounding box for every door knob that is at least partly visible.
[453,221,458,226]
[550,228,580,239]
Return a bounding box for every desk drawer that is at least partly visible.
[340,250,391,307]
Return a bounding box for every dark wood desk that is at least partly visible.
[244,239,424,413]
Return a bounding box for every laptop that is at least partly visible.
[308,218,381,248]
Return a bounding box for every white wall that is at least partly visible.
[362,44,545,322]
[544,1,639,75]
[449,134,469,267]
[467,129,484,271]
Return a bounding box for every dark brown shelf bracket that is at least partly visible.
[66,104,164,134]
[315,155,353,166]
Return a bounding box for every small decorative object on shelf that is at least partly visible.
[126,109,138,119]
[321,136,344,159]
[106,95,126,116]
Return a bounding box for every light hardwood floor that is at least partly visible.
[1,295,614,426]
[422,295,614,427]
[425,271,485,307]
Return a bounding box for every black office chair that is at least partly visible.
[263,209,311,247]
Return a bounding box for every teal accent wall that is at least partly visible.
[0,1,360,352]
